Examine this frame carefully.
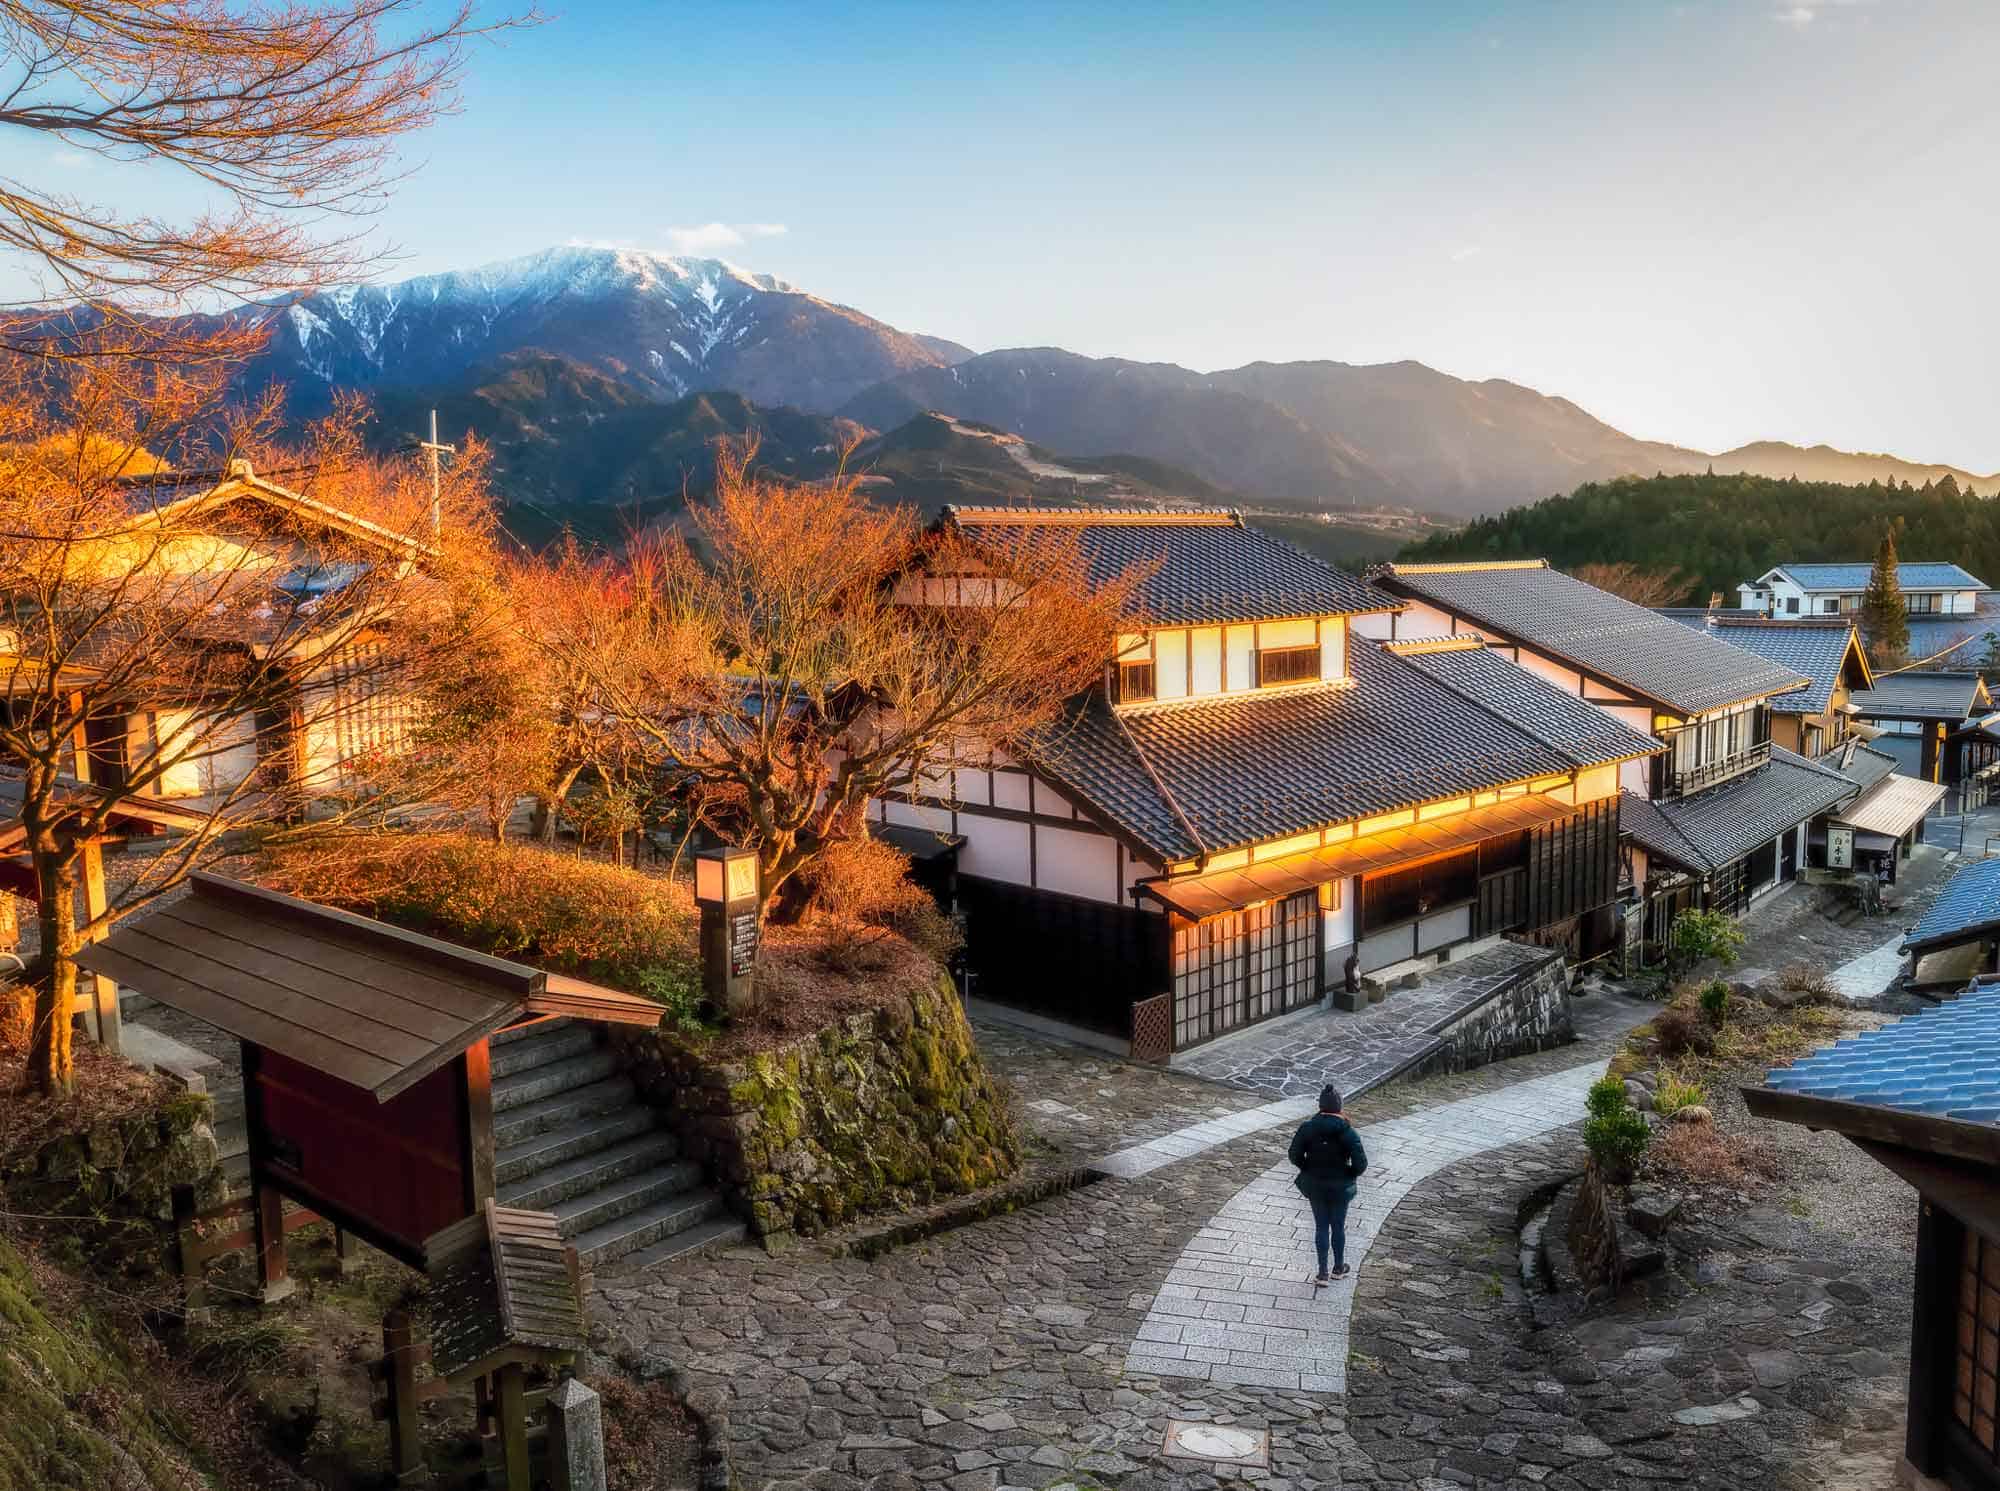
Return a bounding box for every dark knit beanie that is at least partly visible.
[1319,1085,1342,1113]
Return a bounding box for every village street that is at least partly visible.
[595,858,1952,1491]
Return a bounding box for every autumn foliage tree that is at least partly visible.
[0,355,497,1094]
[539,447,1142,913]
[1567,562,1693,608]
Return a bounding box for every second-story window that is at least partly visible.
[1118,660,1157,704]
[1257,644,1320,687]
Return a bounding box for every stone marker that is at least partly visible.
[545,1377,606,1491]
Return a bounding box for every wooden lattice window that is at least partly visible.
[1257,645,1319,688]
[1955,1226,2000,1459]
[1118,661,1157,704]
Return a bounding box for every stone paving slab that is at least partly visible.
[1121,1058,1610,1392]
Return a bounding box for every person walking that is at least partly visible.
[1289,1084,1367,1286]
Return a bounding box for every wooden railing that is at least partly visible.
[1654,738,1772,801]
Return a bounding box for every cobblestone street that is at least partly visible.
[595,985,1916,1490]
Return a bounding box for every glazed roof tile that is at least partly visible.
[1904,858,2000,954]
[1850,671,1990,720]
[944,506,1393,625]
[1761,987,2000,1125]
[1614,747,1857,874]
[1378,562,1806,716]
[1021,639,1657,862]
[1766,562,1986,593]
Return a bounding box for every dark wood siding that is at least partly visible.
[959,876,1169,1038]
[1523,796,1621,932]
[248,1045,471,1263]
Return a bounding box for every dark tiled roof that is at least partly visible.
[1828,741,1899,793]
[1378,562,1806,716]
[1761,988,2000,1125]
[1022,640,1642,861]
[1904,858,2000,954]
[1388,640,1662,770]
[1768,562,1986,592]
[1907,616,2000,664]
[1615,748,1856,874]
[1697,621,1863,715]
[944,507,1392,625]
[1850,671,1989,720]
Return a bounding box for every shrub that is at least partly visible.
[1669,906,1745,972]
[1653,1074,1711,1117]
[263,832,701,996]
[1653,1006,1716,1059]
[799,836,963,973]
[1586,1075,1631,1120]
[1646,1122,1782,1188]
[635,962,707,1034]
[1699,980,1732,1025]
[1775,961,1835,1001]
[1584,1105,1651,1174]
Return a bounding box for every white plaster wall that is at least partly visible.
[1155,629,1189,701]
[1190,627,1223,695]
[1225,625,1255,688]
[1036,825,1120,902]
[959,815,1031,883]
[1321,619,1347,681]
[1322,877,1355,948]
[1261,618,1316,649]
[992,771,1031,812]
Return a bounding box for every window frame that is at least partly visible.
[1256,643,1320,689]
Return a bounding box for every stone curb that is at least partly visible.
[827,1165,1104,1261]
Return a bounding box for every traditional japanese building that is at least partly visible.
[878,511,1660,1055]
[1663,615,1945,882]
[1849,671,2000,804]
[1369,561,1866,956]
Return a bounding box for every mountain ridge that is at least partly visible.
[109,244,1999,517]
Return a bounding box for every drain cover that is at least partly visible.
[1161,1420,1270,1467]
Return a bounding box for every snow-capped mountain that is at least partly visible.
[252,245,971,415]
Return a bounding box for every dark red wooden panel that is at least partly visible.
[251,1048,470,1260]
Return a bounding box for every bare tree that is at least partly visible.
[1,0,527,333]
[537,446,1142,913]
[1568,562,1692,609]
[0,354,495,1093]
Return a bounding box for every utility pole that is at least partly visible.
[419,409,456,539]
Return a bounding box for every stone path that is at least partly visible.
[1092,988,1655,1182]
[1827,930,1909,1001]
[1171,941,1556,1100]
[1122,1059,1610,1392]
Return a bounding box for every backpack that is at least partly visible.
[1304,1123,1349,1176]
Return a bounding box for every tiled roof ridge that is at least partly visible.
[1708,616,1855,630]
[944,505,1243,528]
[1767,743,1863,787]
[1382,634,1486,655]
[1381,559,1550,575]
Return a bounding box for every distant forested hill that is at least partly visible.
[1398,472,2000,603]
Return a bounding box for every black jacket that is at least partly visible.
[1289,1113,1367,1201]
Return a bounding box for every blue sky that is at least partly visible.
[18,0,2000,469]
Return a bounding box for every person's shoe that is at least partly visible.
[1312,1271,1330,1286]
[1329,1264,1352,1280]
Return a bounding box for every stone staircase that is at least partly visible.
[490,1019,744,1270]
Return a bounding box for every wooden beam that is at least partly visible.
[252,1177,295,1305]
[496,1361,530,1491]
[1744,1086,2000,1172]
[463,1038,495,1212]
[77,839,119,1055]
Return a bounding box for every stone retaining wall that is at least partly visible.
[1411,942,1573,1080]
[2,1090,224,1274]
[620,971,1019,1242]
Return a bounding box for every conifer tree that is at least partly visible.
[1860,524,1910,667]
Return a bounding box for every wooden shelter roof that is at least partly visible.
[76,873,539,1100]
[421,1200,587,1382]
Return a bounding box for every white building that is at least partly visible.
[1738,562,1985,619]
